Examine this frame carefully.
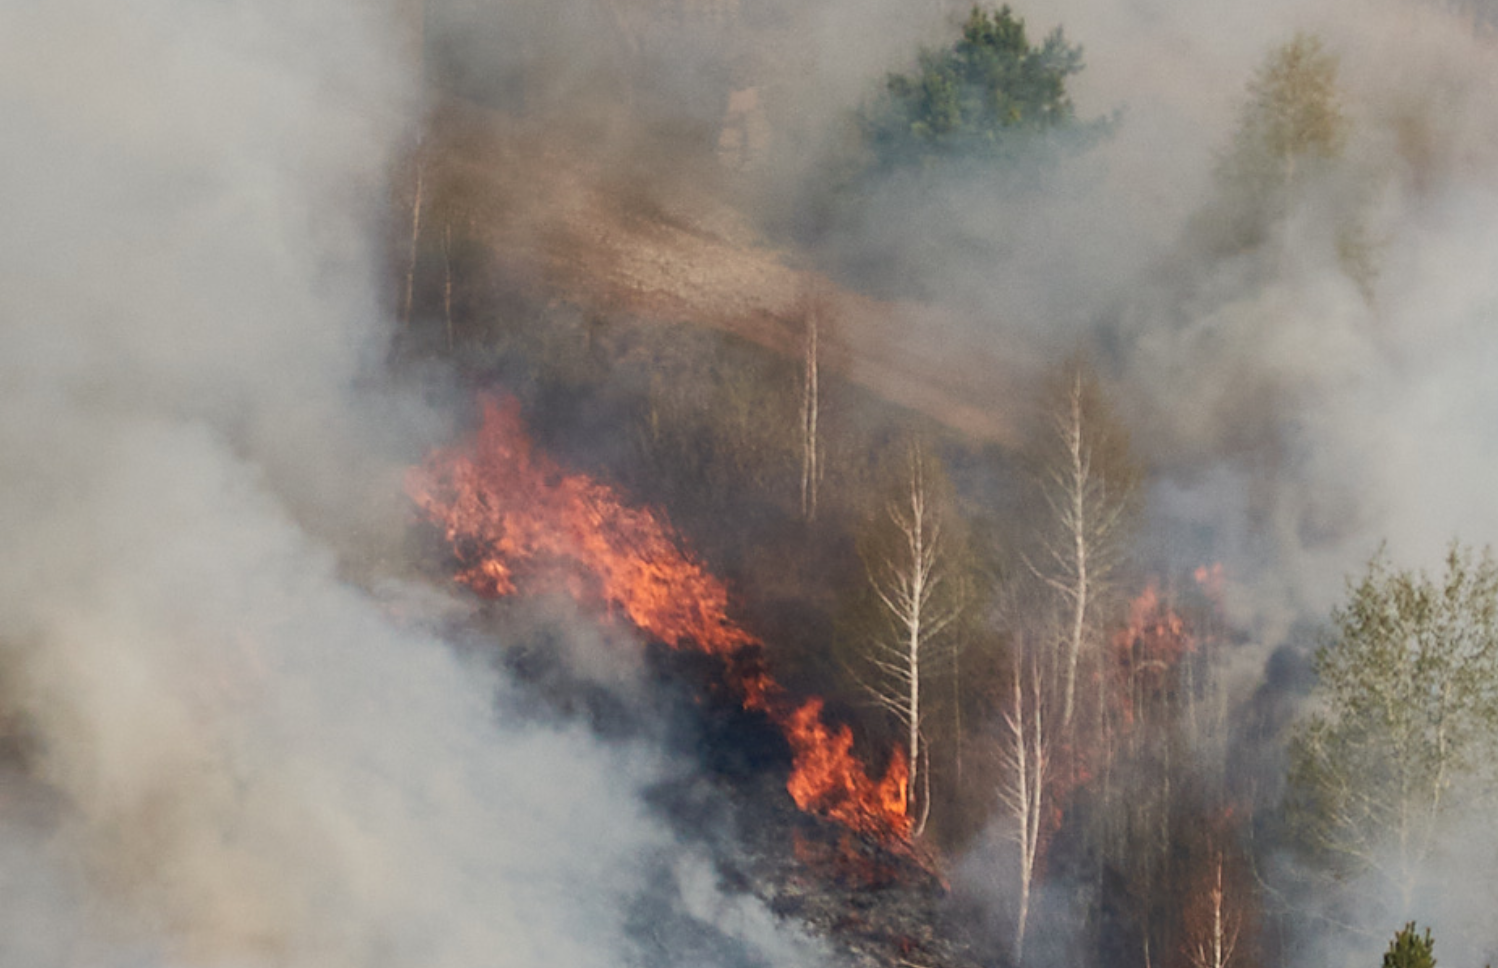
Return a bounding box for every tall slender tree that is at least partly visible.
[1025,358,1139,734]
[1184,853,1244,968]
[1207,32,1376,291]
[799,285,824,522]
[855,443,969,835]
[999,635,1050,965]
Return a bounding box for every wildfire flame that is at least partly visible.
[1110,581,1197,729]
[407,395,910,842]
[782,698,908,839]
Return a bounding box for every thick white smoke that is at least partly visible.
[0,2,823,966]
[1107,0,1498,613]
[22,0,1497,961]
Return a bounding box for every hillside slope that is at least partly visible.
[406,97,1025,446]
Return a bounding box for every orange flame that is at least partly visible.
[783,698,910,840]
[408,395,910,842]
[1110,581,1196,728]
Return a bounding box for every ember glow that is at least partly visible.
[408,394,911,842]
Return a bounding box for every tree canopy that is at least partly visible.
[1206,33,1363,263]
[1288,545,1498,901]
[1222,32,1347,192]
[862,5,1092,169]
[1184,31,1377,299]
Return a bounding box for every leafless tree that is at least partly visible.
[999,639,1050,965]
[858,444,967,835]
[1026,360,1137,734]
[401,137,425,327]
[1185,854,1242,968]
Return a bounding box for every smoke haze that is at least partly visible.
[0,1,826,966]
[14,0,1498,963]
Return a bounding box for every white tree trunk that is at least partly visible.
[401,145,424,327]
[1061,376,1088,730]
[861,446,963,837]
[1188,855,1240,968]
[1001,645,1048,966]
[800,299,820,522]
[1028,366,1130,737]
[906,473,925,826]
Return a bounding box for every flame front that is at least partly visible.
[408,395,910,842]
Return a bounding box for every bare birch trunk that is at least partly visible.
[860,446,964,838]
[903,459,927,833]
[401,145,424,328]
[1061,374,1088,730]
[1029,362,1133,738]
[800,296,820,522]
[1002,644,1048,966]
[1188,855,1240,968]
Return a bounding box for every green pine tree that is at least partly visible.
[863,5,1097,169]
[1382,923,1435,968]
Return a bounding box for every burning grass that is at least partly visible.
[407,394,912,844]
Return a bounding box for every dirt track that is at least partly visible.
[414,97,1025,446]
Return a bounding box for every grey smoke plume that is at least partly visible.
[0,1,824,966]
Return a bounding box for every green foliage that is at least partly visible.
[1288,545,1498,893]
[1383,923,1436,968]
[1220,32,1347,194]
[862,5,1093,169]
[1206,32,1377,294]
